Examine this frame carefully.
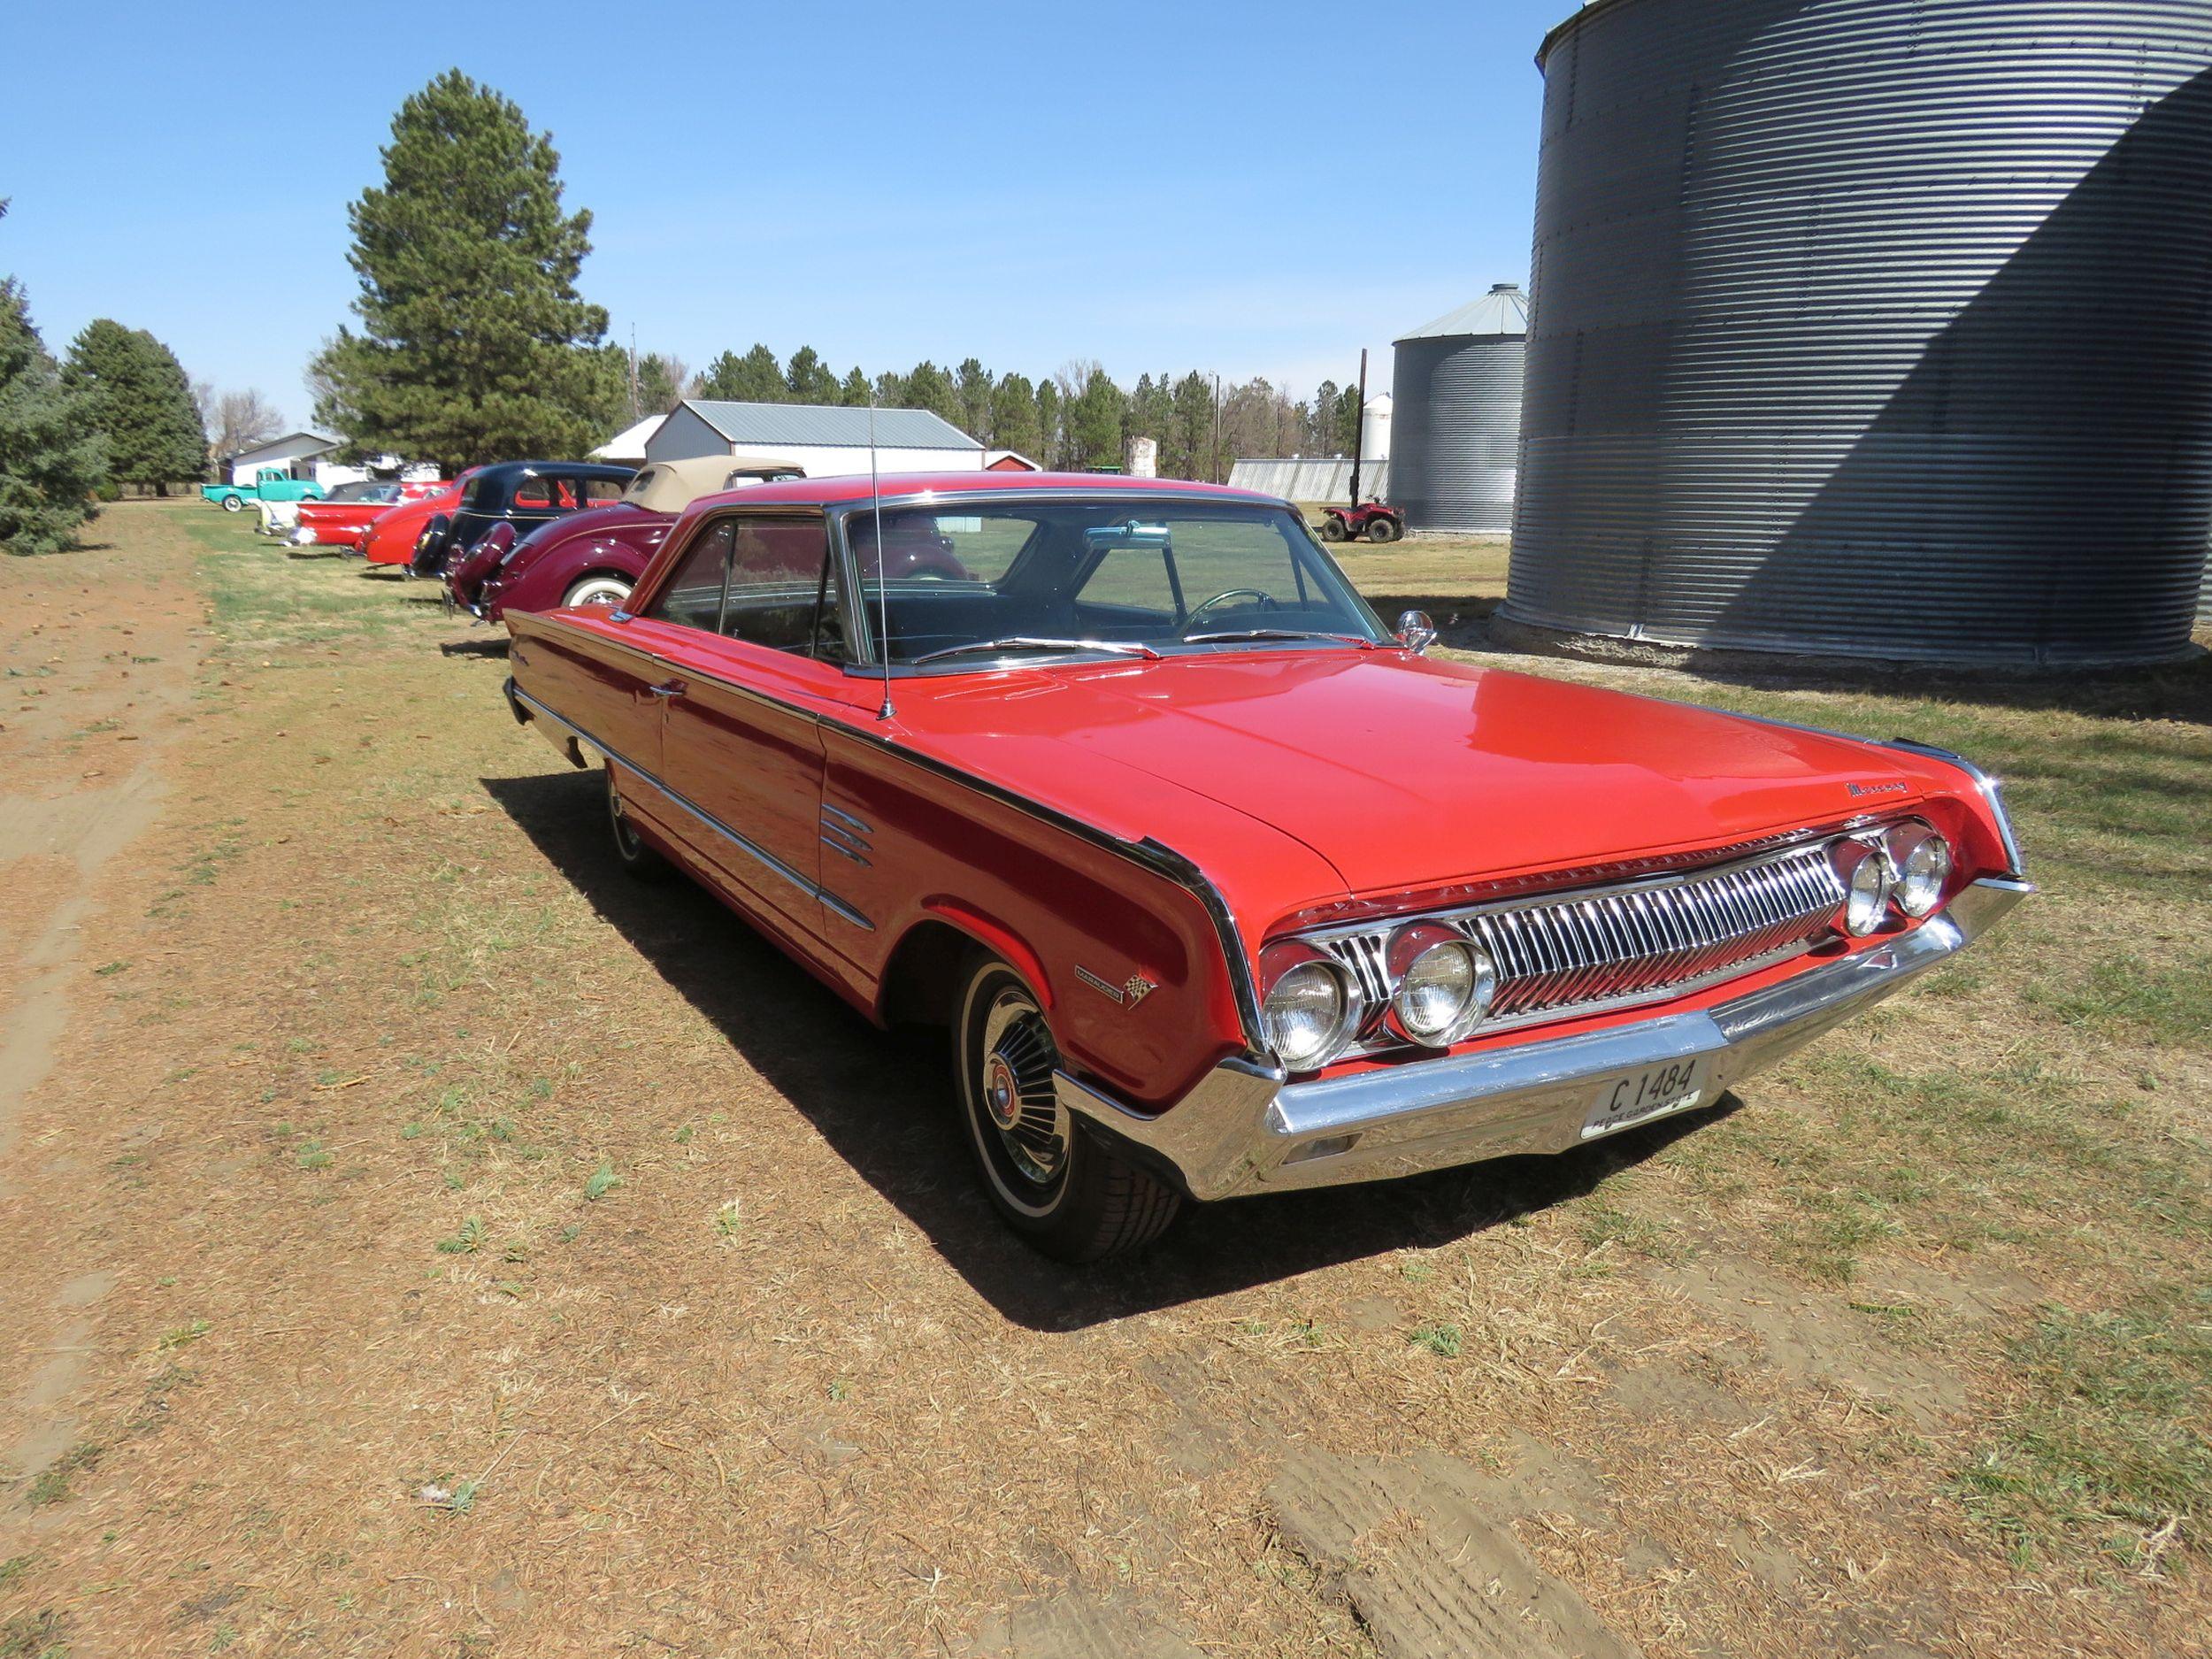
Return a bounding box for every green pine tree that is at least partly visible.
[64,319,205,492]
[954,358,994,441]
[1168,373,1216,480]
[1033,380,1064,468]
[695,343,787,403]
[902,362,963,429]
[988,373,1041,458]
[311,71,621,473]
[1067,366,1126,470]
[0,277,109,555]
[634,352,686,414]
[838,366,871,407]
[784,346,841,403]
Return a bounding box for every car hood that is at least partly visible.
[903,651,1936,902]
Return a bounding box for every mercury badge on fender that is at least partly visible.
[501,472,2029,1262]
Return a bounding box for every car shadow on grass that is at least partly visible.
[482,764,1728,1331]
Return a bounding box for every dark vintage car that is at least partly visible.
[445,456,804,622]
[409,461,636,578]
[501,472,2028,1261]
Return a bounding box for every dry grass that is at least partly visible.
[0,503,2205,1657]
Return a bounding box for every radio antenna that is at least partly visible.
[868,396,894,721]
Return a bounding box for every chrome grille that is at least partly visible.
[1320,840,1847,1048]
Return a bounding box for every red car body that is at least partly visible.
[290,479,445,549]
[502,472,2029,1258]
[450,497,673,621]
[359,469,485,565]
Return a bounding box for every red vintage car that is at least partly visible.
[502,472,2029,1261]
[358,468,485,566]
[445,456,806,623]
[289,478,445,549]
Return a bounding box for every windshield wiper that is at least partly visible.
[1180,628,1377,649]
[910,636,1164,665]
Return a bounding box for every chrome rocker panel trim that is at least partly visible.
[506,681,874,932]
[1057,877,2030,1203]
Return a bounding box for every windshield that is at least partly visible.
[844,498,1386,667]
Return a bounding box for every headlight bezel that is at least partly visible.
[1831,834,1897,936]
[1258,941,1362,1073]
[1383,921,1497,1048]
[1883,821,1953,918]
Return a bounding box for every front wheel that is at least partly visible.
[1365,516,1402,544]
[221,495,243,513]
[952,954,1181,1262]
[564,573,633,610]
[1318,516,1346,542]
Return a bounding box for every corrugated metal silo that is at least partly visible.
[1390,284,1529,534]
[1506,0,2212,665]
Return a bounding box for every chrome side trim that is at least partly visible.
[1056,879,2027,1202]
[506,684,873,932]
[820,803,870,833]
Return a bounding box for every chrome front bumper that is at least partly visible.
[1056,878,2030,1202]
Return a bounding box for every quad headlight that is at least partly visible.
[1884,823,1953,918]
[1259,941,1361,1072]
[1832,836,1895,936]
[1384,922,1497,1048]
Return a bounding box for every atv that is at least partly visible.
[1318,502,1403,544]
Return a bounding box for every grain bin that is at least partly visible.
[1506,0,2212,665]
[1390,284,1529,534]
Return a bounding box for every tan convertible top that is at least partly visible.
[624,453,806,513]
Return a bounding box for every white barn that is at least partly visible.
[644,399,984,477]
[226,431,343,487]
[590,413,668,467]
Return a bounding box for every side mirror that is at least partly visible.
[1395,609,1438,654]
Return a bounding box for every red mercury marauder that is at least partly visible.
[503,473,2029,1261]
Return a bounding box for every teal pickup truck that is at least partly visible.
[202,466,326,513]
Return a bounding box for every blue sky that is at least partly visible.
[4,0,1570,430]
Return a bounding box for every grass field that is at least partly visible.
[0,502,2206,1656]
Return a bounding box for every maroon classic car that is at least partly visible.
[502,472,2029,1261]
[446,456,803,622]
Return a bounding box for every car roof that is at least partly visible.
[467,460,637,487]
[681,470,1281,515]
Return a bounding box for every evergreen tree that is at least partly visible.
[988,372,1041,458]
[954,357,994,440]
[1331,384,1361,452]
[784,345,840,403]
[872,369,907,409]
[633,352,687,415]
[902,361,964,429]
[64,319,206,491]
[311,71,621,472]
[1311,380,1340,451]
[1167,373,1216,481]
[838,366,871,406]
[1033,380,1064,468]
[0,277,108,555]
[1066,365,1126,470]
[695,343,787,403]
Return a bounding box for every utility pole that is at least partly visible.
[1348,348,1367,510]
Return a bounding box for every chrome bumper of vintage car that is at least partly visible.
[1056,877,2029,1203]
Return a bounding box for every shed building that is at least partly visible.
[591,414,669,467]
[224,431,342,487]
[644,400,985,476]
[1506,0,2212,665]
[1389,284,1528,535]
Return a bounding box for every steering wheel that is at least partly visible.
[1179,588,1277,635]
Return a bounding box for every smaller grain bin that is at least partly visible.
[1360,394,1394,466]
[1390,283,1528,534]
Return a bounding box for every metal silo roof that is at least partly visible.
[1394,284,1530,344]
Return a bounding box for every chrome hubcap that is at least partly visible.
[978,987,1068,1187]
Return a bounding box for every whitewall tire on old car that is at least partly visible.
[564,574,633,610]
[952,952,1181,1262]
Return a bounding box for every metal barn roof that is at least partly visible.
[683,400,981,450]
[1394,283,1531,343]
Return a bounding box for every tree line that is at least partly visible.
[306,72,1368,482]
[641,346,1363,480]
[3,199,218,555]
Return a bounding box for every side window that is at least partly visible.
[583,476,627,504]
[723,516,838,657]
[512,478,552,510]
[641,520,734,631]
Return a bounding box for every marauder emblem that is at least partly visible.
[1076,965,1157,1009]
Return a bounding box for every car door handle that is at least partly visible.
[643,679,687,700]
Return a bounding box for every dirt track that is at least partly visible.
[1,503,2205,1657]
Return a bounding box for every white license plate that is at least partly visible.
[1582,1057,1709,1141]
